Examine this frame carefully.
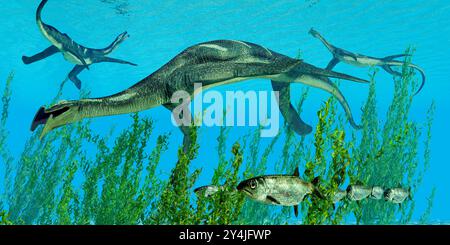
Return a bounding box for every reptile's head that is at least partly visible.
[116,31,130,45]
[30,100,82,139]
[308,28,320,38]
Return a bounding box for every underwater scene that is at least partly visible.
[0,0,448,225]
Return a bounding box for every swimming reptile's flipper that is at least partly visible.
[66,50,90,70]
[383,54,411,61]
[68,65,86,90]
[271,80,312,136]
[325,58,340,70]
[22,45,59,64]
[348,52,358,61]
[382,65,402,77]
[163,103,195,153]
[99,57,137,66]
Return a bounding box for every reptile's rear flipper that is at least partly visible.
[98,57,137,66]
[325,58,340,70]
[68,65,86,90]
[271,80,312,136]
[22,45,59,64]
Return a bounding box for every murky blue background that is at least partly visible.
[0,0,449,223]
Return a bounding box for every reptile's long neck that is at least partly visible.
[36,0,48,33]
[98,36,123,55]
[314,32,336,53]
[78,75,170,119]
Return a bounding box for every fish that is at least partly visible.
[236,167,321,217]
[346,184,372,202]
[194,185,224,198]
[332,189,347,203]
[370,186,384,200]
[384,187,412,205]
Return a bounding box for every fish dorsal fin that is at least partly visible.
[266,195,281,205]
[293,167,299,177]
[294,205,298,217]
[346,185,352,192]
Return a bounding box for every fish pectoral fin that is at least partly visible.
[266,195,281,205]
[325,58,339,70]
[293,205,299,217]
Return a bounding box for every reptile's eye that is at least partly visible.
[249,180,258,189]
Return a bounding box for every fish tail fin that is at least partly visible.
[313,188,324,200]
[312,176,320,186]
[311,176,324,199]
[408,187,413,201]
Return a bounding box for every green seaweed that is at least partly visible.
[0,49,437,224]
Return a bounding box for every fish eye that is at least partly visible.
[249,180,258,189]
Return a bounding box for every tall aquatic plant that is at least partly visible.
[0,47,436,225]
[0,71,13,215]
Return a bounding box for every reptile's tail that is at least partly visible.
[384,60,426,96]
[289,62,367,129]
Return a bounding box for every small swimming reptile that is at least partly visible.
[22,0,137,89]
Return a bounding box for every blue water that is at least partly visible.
[0,0,449,223]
